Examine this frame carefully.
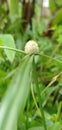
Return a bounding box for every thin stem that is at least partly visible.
[41,71,62,96]
[0,46,26,55]
[1,46,62,64]
[57,101,62,121]
[32,59,47,130]
[46,41,62,65]
[39,53,62,64]
[31,83,41,117]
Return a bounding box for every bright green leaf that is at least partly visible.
[0,55,33,130]
[0,34,16,62]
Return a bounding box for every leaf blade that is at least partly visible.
[0,55,33,130]
[0,34,16,62]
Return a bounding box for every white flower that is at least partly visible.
[25,40,39,54]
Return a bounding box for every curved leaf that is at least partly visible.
[0,55,33,130]
[0,34,16,62]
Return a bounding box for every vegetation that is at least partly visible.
[0,0,62,130]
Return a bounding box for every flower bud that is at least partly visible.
[25,40,39,54]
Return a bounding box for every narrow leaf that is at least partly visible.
[0,55,33,130]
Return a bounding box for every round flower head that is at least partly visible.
[25,40,39,54]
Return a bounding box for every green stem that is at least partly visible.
[0,46,26,55]
[32,57,47,130]
[57,101,62,121]
[39,53,62,64]
[31,83,42,117]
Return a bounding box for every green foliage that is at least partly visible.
[28,126,44,130]
[49,0,62,13]
[7,0,19,21]
[55,0,62,7]
[0,55,33,130]
[0,1,62,130]
[52,8,62,25]
[0,34,16,62]
[49,0,57,13]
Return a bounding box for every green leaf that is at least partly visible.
[49,0,57,13]
[41,86,59,107]
[50,122,62,130]
[0,39,3,46]
[0,34,16,62]
[55,0,62,6]
[0,55,33,130]
[28,126,44,130]
[52,8,62,25]
[32,59,47,130]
